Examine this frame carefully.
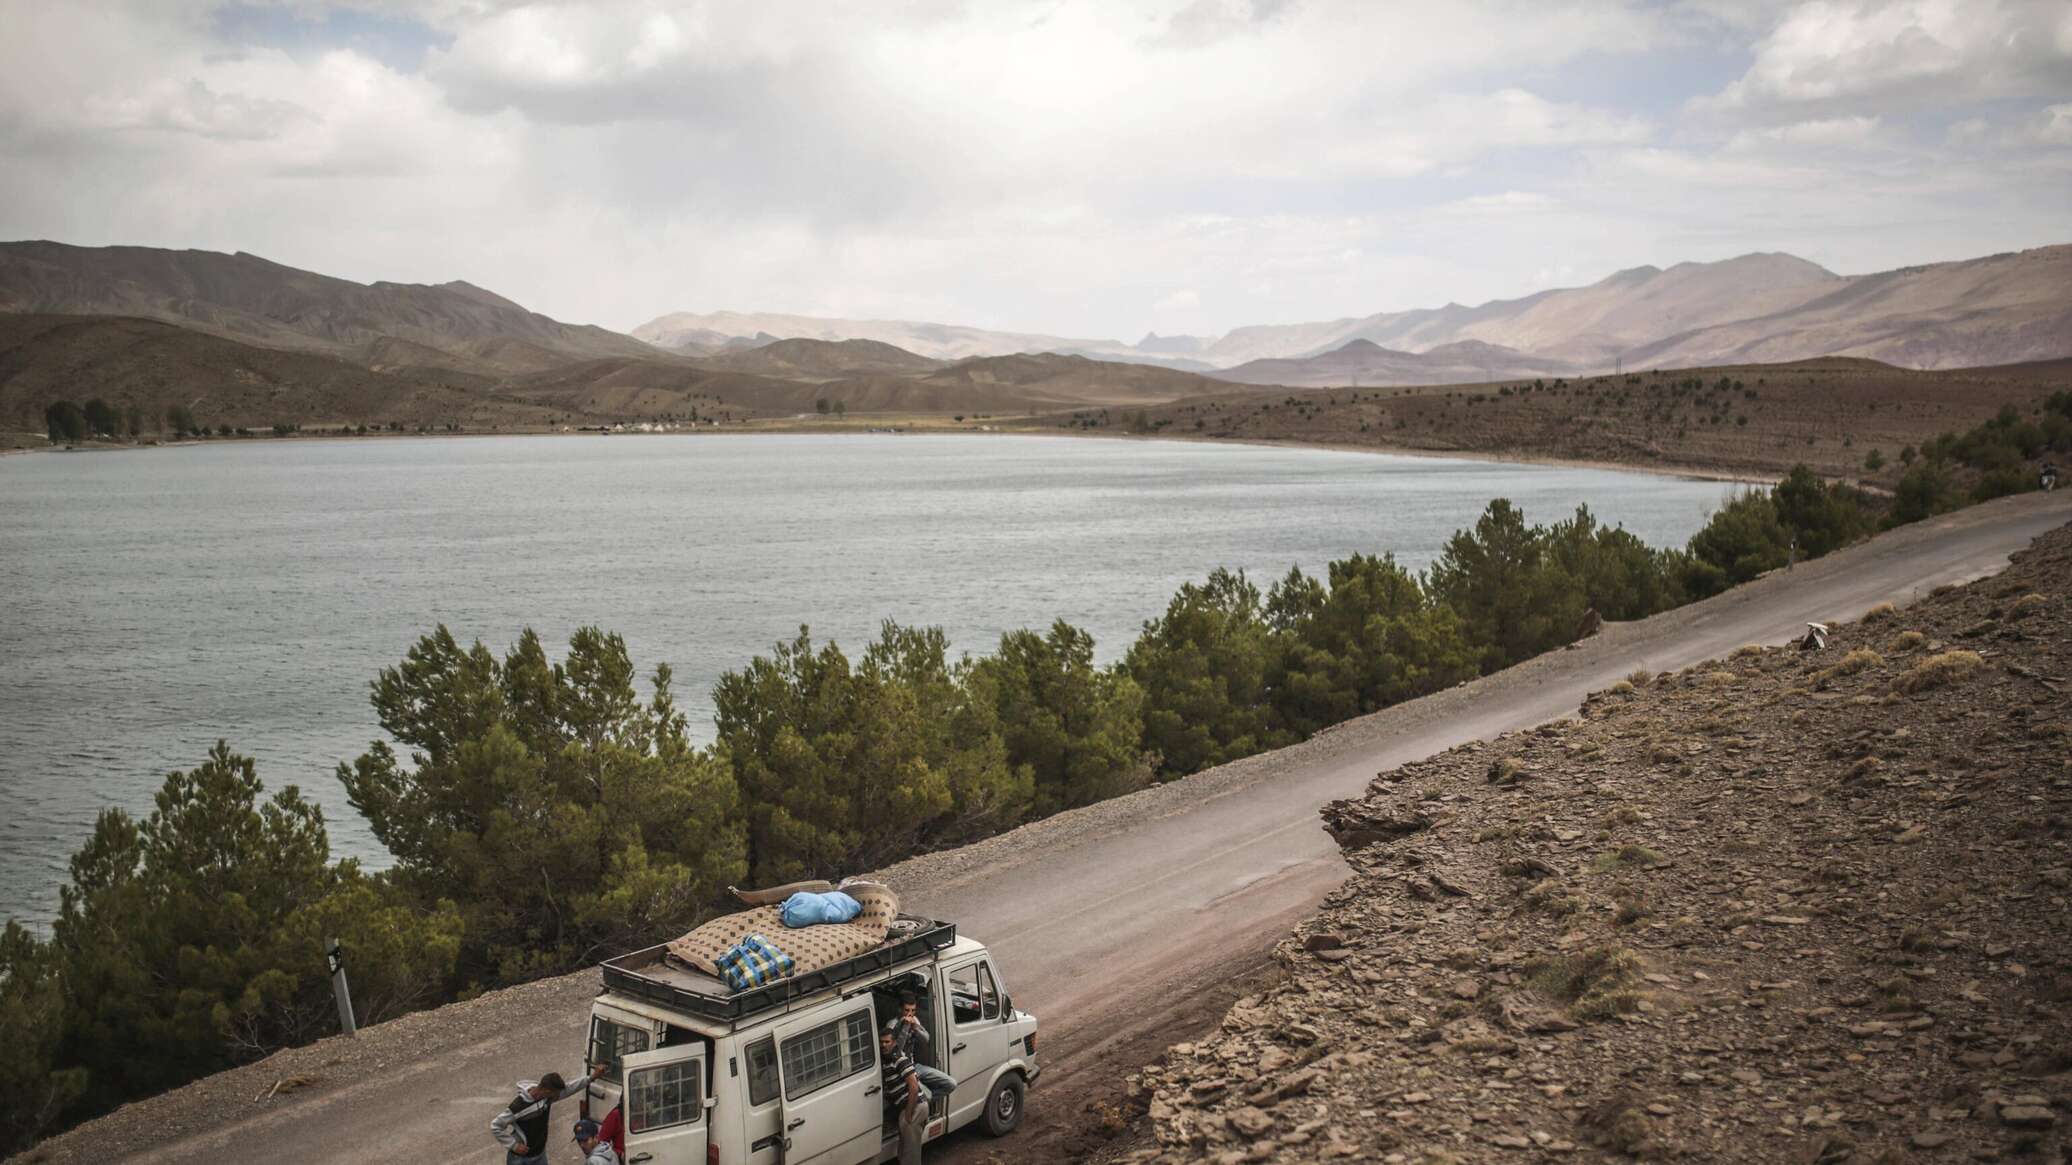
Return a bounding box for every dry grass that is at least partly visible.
[1613,894,1652,926]
[1625,667,1655,688]
[1592,843,1666,872]
[1862,601,1898,624]
[1696,670,1741,688]
[1523,946,1647,1020]
[1608,680,1635,696]
[1894,650,1984,694]
[1887,630,1927,653]
[1731,643,1765,659]
[1816,648,1885,682]
[1524,880,1585,917]
[2009,592,2049,619]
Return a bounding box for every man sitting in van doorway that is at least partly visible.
[888,992,932,1060]
[885,989,958,1103]
[879,1026,931,1164]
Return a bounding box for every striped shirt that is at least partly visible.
[881,1048,918,1105]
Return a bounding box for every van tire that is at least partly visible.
[982,1073,1026,1136]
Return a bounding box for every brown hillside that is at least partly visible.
[1071,358,2070,481]
[898,352,1250,408]
[1128,521,2072,1164]
[0,241,655,374]
[0,314,559,431]
[1631,246,2072,371]
[1213,338,1576,389]
[1181,245,2071,373]
[692,337,943,380]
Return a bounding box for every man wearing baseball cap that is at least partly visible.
[573,1118,621,1165]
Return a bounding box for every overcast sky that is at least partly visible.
[2,1,2067,340]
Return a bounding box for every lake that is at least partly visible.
[0,434,1741,926]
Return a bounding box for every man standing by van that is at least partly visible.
[491,1063,607,1164]
[880,1027,929,1164]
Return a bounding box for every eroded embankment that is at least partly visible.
[1120,527,2072,1164]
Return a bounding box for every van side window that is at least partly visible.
[978,963,1000,1020]
[779,1009,875,1100]
[627,1055,701,1133]
[746,1037,779,1107]
[948,964,983,1025]
[589,1016,652,1083]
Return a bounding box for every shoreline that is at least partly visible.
[0,423,1773,485]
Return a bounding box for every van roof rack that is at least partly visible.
[598,916,959,1025]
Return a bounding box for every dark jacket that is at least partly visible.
[490,1076,590,1155]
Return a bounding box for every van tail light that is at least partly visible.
[708,1146,720,1165]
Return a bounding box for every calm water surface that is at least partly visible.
[0,434,1740,925]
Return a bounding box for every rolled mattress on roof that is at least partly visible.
[665,879,900,985]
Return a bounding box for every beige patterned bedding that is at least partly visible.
[665,879,901,982]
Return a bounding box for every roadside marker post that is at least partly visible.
[327,938,357,1037]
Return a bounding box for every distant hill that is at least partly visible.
[873,352,1247,409]
[1212,338,1577,388]
[0,313,561,430]
[0,241,657,375]
[693,337,943,381]
[1192,253,1841,369]
[630,309,1146,364]
[497,350,1246,419]
[1622,246,2072,370]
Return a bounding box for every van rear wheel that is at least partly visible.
[982,1073,1026,1136]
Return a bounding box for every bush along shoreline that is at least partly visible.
[3,394,2066,1154]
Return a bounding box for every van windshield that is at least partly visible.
[589,1015,652,1082]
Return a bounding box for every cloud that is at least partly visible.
[1436,191,1558,216]
[1153,288,1202,312]
[1322,90,1652,178]
[1724,114,1884,150]
[0,0,2065,340]
[1702,0,2072,115]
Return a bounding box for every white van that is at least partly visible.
[579,917,1039,1165]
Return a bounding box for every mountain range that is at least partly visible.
[2,239,2069,435]
[633,245,2072,383]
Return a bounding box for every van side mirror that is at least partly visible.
[1000,995,1012,1018]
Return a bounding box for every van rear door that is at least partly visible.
[621,1044,708,1165]
[773,1005,882,1165]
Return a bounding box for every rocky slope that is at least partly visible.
[1122,525,2072,1164]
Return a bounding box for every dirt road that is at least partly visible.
[26,489,2070,1165]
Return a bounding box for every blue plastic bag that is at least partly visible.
[781,890,863,928]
